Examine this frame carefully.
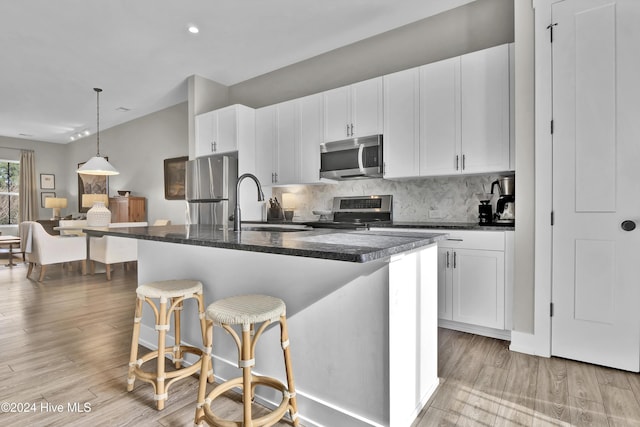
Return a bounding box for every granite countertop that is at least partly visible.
[254,220,514,231]
[84,225,447,263]
[372,221,515,231]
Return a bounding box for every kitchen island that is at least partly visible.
[85,225,446,427]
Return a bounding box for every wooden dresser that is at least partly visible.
[109,196,147,223]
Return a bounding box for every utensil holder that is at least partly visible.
[268,207,283,221]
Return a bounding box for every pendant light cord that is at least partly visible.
[94,87,102,156]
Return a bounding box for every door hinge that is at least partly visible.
[550,119,554,134]
[547,23,558,43]
[550,302,554,317]
[551,211,555,226]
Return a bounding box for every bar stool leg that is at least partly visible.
[194,320,213,426]
[196,293,214,383]
[156,297,168,410]
[174,298,183,369]
[127,296,144,392]
[242,325,254,427]
[280,315,299,426]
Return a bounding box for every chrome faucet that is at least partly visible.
[234,173,265,231]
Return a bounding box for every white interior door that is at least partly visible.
[551,0,640,371]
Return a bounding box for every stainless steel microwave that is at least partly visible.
[319,135,383,180]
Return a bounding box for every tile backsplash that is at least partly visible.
[272,174,513,223]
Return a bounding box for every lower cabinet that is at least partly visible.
[439,247,505,329]
[382,228,513,338]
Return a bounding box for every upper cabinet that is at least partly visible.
[323,77,383,142]
[419,56,461,176]
[194,104,255,158]
[384,43,513,179]
[459,44,511,174]
[255,93,325,186]
[383,67,420,179]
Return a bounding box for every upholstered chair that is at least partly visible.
[19,221,87,282]
[89,222,148,280]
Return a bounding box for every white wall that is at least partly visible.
[0,136,70,221]
[65,102,189,225]
[513,1,535,333]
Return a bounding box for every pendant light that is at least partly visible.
[77,88,119,176]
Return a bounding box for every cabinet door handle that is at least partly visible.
[271,172,275,183]
[274,172,278,183]
[346,124,350,137]
[455,155,459,170]
[453,252,457,268]
[462,154,466,170]
[446,251,450,268]
[350,123,354,136]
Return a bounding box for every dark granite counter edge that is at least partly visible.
[371,222,515,231]
[84,228,447,263]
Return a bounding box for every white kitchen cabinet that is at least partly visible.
[275,100,297,185]
[384,44,512,179]
[460,43,510,173]
[323,77,383,142]
[419,56,461,176]
[383,67,420,179]
[255,94,324,186]
[437,230,506,330]
[438,247,453,320]
[378,228,512,338]
[448,248,505,329]
[254,105,277,185]
[195,104,255,158]
[298,93,324,183]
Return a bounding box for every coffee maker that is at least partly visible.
[478,199,492,224]
[491,176,515,225]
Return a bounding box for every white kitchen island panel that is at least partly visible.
[135,239,438,427]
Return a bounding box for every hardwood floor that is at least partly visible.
[413,330,640,427]
[2,258,640,426]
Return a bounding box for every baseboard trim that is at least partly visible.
[439,319,511,341]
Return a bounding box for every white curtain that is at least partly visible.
[19,150,37,222]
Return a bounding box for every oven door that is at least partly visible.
[320,135,383,179]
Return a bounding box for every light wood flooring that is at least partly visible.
[2,257,640,426]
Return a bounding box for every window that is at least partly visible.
[0,160,19,224]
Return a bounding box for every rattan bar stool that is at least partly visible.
[194,294,299,427]
[127,279,213,410]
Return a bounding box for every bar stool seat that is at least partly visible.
[128,279,213,410]
[195,294,299,427]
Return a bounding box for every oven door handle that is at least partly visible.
[357,144,365,171]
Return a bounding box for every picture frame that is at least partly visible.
[77,159,109,213]
[164,156,188,200]
[41,192,56,208]
[40,173,55,189]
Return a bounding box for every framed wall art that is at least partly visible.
[77,159,109,212]
[164,156,188,200]
[40,173,55,189]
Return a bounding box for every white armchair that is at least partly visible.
[89,222,148,280]
[19,221,87,282]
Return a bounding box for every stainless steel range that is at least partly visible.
[305,195,393,229]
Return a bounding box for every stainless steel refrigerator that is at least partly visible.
[185,153,238,228]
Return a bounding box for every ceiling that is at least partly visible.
[0,0,473,144]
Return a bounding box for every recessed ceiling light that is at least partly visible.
[82,130,90,136]
[188,24,199,34]
[70,136,76,141]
